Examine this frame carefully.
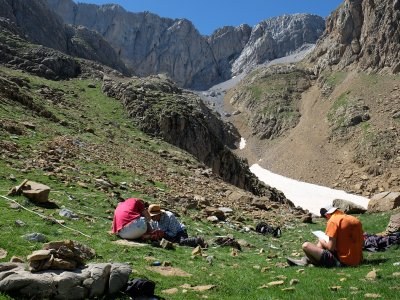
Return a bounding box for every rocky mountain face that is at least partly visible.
[0,0,295,201]
[224,0,400,197]
[309,0,400,74]
[101,74,287,198]
[46,0,325,90]
[232,14,325,75]
[0,0,128,74]
[226,64,314,140]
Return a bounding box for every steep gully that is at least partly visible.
[197,47,370,215]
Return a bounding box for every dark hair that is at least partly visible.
[320,208,328,217]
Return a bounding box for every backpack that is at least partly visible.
[125,278,156,298]
[255,222,282,238]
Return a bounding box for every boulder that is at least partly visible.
[332,199,367,214]
[368,192,400,213]
[0,262,131,299]
[385,213,400,235]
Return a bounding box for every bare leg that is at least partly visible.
[302,242,324,265]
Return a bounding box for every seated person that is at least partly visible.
[287,205,363,267]
[111,198,152,240]
[148,204,206,247]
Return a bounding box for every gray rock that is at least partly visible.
[23,233,48,243]
[0,262,131,299]
[368,192,400,213]
[332,199,366,214]
[309,0,400,75]
[386,213,400,235]
[46,0,324,89]
[108,263,132,294]
[59,208,79,220]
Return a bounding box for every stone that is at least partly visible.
[23,233,48,243]
[27,250,54,261]
[0,249,7,259]
[108,263,132,294]
[22,181,51,203]
[385,213,400,234]
[0,262,130,299]
[160,238,174,250]
[368,192,400,212]
[333,199,367,214]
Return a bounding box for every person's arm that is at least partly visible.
[141,208,152,222]
[164,213,183,238]
[319,236,336,252]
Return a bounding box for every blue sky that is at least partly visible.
[76,0,343,35]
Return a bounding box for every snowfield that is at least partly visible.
[250,163,370,216]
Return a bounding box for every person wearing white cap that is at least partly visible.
[287,204,364,267]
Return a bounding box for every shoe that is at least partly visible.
[286,256,309,266]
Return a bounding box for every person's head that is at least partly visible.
[148,204,163,221]
[320,205,338,219]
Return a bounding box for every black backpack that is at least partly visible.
[255,222,282,238]
[125,278,156,298]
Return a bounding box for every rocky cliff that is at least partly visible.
[101,74,286,198]
[232,14,325,74]
[46,0,325,90]
[0,0,128,74]
[309,0,400,74]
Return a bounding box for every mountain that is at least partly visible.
[309,0,400,74]
[226,0,400,197]
[0,0,128,74]
[46,0,325,90]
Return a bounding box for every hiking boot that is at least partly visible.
[286,256,310,266]
[179,237,206,248]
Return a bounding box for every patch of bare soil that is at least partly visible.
[226,70,400,196]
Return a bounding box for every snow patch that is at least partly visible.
[250,164,370,216]
[239,137,246,149]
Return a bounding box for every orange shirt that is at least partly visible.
[325,211,363,266]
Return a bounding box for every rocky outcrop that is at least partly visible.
[102,74,286,198]
[0,262,131,299]
[309,0,400,74]
[207,25,252,79]
[0,18,81,79]
[232,14,325,74]
[46,0,324,89]
[227,64,313,140]
[368,191,400,213]
[0,0,128,74]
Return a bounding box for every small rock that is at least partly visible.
[22,233,47,242]
[0,248,7,259]
[15,220,26,226]
[364,293,381,298]
[366,269,378,281]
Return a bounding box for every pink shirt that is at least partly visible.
[112,198,145,233]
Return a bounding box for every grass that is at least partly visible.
[324,71,348,88]
[1,68,400,300]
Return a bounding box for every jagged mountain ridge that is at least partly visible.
[46,0,325,90]
[0,0,128,74]
[225,0,400,197]
[309,0,400,74]
[0,9,292,201]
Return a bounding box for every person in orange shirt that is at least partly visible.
[287,205,364,267]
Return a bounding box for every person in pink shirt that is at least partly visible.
[112,198,152,240]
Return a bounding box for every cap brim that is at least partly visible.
[326,207,337,214]
[149,209,164,216]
